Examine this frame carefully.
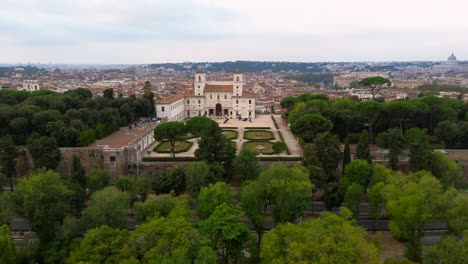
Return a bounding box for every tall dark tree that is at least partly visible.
[0,136,18,192]
[303,132,341,179]
[27,136,62,170]
[376,128,406,170]
[68,155,87,216]
[357,100,383,144]
[342,137,351,172]
[154,121,187,158]
[142,81,155,116]
[103,88,114,100]
[358,76,391,99]
[356,131,371,164]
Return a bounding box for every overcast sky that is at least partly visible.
[1,0,467,64]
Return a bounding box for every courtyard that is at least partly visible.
[146,115,302,158]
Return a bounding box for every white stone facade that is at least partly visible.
[20,80,40,91]
[156,72,256,121]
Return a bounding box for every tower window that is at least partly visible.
[198,100,201,104]
[249,100,251,104]
[199,76,201,82]
[236,100,239,104]
[224,95,227,99]
[161,106,165,112]
[187,100,189,104]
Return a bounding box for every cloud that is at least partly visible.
[0,0,468,63]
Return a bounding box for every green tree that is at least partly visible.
[186,161,215,197]
[142,81,155,116]
[430,152,463,188]
[433,188,468,235]
[425,232,468,264]
[27,136,62,170]
[86,168,111,193]
[307,165,327,190]
[43,216,81,264]
[68,155,87,216]
[291,113,333,142]
[119,209,212,263]
[81,186,130,230]
[154,121,187,158]
[324,182,341,211]
[384,171,443,262]
[340,159,372,196]
[0,135,18,192]
[233,148,260,182]
[103,88,115,99]
[272,141,287,161]
[240,165,313,248]
[356,130,371,163]
[186,116,216,136]
[406,128,433,171]
[5,170,72,246]
[261,208,380,264]
[303,132,341,179]
[199,203,251,264]
[358,76,391,100]
[377,128,406,170]
[0,224,16,263]
[343,182,364,219]
[369,182,386,233]
[68,226,128,264]
[280,96,300,111]
[134,194,189,224]
[152,165,186,195]
[195,121,236,177]
[197,182,234,220]
[357,100,384,144]
[342,137,351,172]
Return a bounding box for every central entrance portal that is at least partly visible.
[215,103,222,116]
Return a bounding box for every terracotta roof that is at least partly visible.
[204,84,233,93]
[232,91,256,98]
[158,94,185,104]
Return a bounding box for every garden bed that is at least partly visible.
[153,140,193,153]
[222,130,239,140]
[243,141,275,155]
[244,130,274,141]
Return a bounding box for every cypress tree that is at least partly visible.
[342,137,351,173]
[356,131,371,164]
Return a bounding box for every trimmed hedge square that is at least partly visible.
[222,130,239,140]
[153,141,193,153]
[243,141,275,155]
[244,130,274,141]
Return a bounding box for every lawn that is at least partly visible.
[243,141,275,155]
[153,141,193,153]
[244,130,274,141]
[222,130,239,140]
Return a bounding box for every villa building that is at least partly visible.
[156,72,256,121]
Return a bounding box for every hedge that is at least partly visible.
[258,156,303,161]
[244,127,271,130]
[277,131,291,155]
[153,141,193,153]
[244,130,275,141]
[143,157,198,162]
[271,115,279,129]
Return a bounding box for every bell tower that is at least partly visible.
[233,71,243,96]
[194,71,206,96]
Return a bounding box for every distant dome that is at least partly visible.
[448,53,457,61]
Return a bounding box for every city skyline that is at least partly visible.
[1,0,468,64]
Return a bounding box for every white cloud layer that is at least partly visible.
[1,0,467,63]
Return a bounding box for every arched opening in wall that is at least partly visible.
[215,103,222,116]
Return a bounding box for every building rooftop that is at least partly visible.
[92,121,157,149]
[204,84,233,92]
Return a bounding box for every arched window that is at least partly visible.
[236,76,239,82]
[199,76,201,82]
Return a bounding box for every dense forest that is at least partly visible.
[284,73,337,86]
[0,88,154,148]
